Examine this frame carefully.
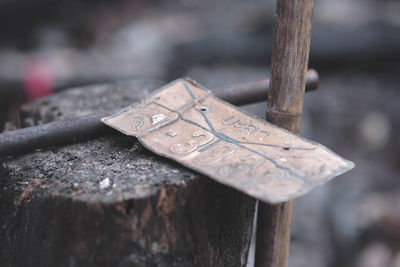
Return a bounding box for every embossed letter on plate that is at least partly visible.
[102,78,354,204]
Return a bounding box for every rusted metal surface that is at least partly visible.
[214,69,318,106]
[102,78,354,204]
[0,72,319,157]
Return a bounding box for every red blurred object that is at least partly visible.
[23,60,53,101]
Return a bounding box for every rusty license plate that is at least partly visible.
[102,78,354,203]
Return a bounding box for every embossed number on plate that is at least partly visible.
[102,78,354,204]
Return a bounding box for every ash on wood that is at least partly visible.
[0,80,256,267]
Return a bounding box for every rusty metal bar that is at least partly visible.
[213,69,318,106]
[0,112,114,156]
[0,71,318,157]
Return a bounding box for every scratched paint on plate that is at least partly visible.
[102,78,354,204]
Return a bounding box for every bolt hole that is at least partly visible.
[199,106,208,112]
[283,146,290,151]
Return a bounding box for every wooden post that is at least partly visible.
[255,0,314,266]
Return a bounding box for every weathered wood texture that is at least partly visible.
[255,0,314,266]
[266,0,314,132]
[0,80,256,267]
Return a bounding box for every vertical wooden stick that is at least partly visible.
[255,0,314,266]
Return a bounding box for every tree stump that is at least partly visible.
[0,80,256,267]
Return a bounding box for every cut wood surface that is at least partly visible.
[0,80,256,267]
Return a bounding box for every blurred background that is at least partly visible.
[1,0,399,266]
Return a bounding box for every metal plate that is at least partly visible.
[102,78,354,204]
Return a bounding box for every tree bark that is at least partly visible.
[0,80,256,267]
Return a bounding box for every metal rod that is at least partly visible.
[213,69,318,106]
[0,112,115,157]
[0,70,318,157]
[255,0,315,266]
